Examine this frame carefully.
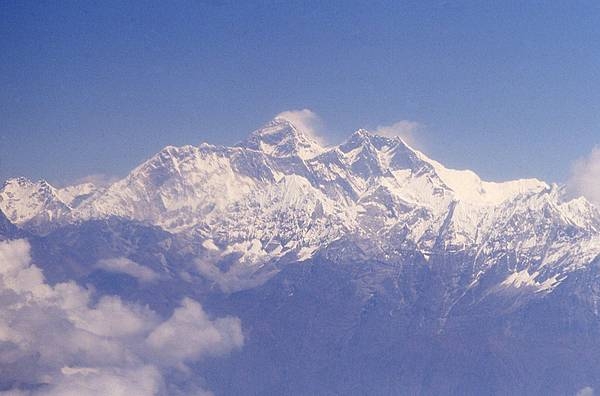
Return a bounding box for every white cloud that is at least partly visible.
[275,109,325,144]
[37,366,164,396]
[96,257,161,283]
[567,146,600,207]
[146,297,243,365]
[374,120,422,147]
[0,239,243,395]
[576,387,594,396]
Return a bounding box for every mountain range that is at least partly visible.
[2,116,600,395]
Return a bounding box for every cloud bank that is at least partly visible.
[0,239,243,395]
[275,109,325,145]
[567,146,600,207]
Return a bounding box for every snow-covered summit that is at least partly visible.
[0,177,68,226]
[240,117,325,160]
[413,149,549,205]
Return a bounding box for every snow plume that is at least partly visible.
[0,239,243,396]
[374,120,422,147]
[275,109,326,145]
[567,146,600,207]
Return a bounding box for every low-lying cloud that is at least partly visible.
[97,257,161,283]
[0,239,243,395]
[567,146,600,207]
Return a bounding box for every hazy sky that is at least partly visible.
[1,1,599,186]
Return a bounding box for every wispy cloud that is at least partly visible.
[97,257,161,283]
[374,120,422,147]
[567,146,600,207]
[0,239,243,395]
[275,109,326,145]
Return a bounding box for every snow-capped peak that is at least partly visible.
[240,117,324,160]
[340,129,427,168]
[334,130,548,206]
[0,177,68,226]
[2,118,600,276]
[56,182,100,208]
[342,128,408,149]
[412,149,549,205]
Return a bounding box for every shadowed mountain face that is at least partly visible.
[0,208,19,240]
[199,254,600,396]
[23,224,600,395]
[2,118,600,395]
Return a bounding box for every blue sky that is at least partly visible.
[1,1,599,186]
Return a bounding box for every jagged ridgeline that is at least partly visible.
[2,116,600,394]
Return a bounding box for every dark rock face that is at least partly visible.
[0,209,19,240]
[198,254,600,396]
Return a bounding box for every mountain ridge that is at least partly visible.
[1,117,599,294]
